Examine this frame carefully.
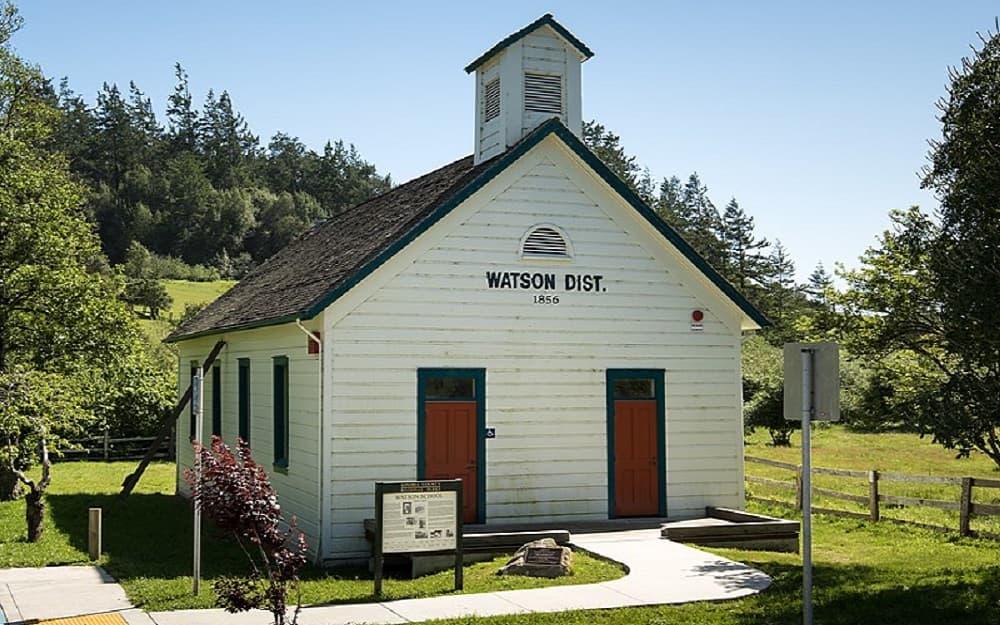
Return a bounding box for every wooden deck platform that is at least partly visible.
[660,507,800,552]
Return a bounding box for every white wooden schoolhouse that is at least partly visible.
[167,14,768,565]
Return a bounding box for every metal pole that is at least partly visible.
[193,366,204,596]
[801,349,814,625]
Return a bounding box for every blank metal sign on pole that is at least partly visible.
[783,342,840,423]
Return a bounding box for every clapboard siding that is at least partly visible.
[175,323,323,555]
[323,143,744,561]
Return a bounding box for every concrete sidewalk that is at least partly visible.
[150,530,771,625]
[1,531,770,625]
[0,566,152,625]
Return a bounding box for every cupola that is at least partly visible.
[466,14,594,164]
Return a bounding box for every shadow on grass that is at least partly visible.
[46,493,247,580]
[736,560,1000,625]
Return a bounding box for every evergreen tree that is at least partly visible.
[582,120,641,191]
[52,79,97,180]
[655,175,685,227]
[719,198,769,292]
[759,239,801,342]
[305,140,390,216]
[264,132,310,194]
[199,89,258,188]
[166,63,198,155]
[805,261,834,305]
[678,172,726,269]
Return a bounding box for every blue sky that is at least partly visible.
[14,2,999,280]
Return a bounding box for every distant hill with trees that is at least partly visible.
[50,64,393,278]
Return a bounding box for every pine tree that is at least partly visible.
[678,172,726,269]
[805,261,834,306]
[199,89,258,188]
[759,240,801,341]
[166,63,198,155]
[719,198,769,291]
[582,120,641,191]
[655,175,685,227]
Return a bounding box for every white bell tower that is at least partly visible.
[466,14,593,165]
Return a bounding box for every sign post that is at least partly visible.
[784,342,839,625]
[192,366,204,596]
[374,479,463,596]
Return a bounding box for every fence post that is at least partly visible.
[959,477,973,536]
[103,428,110,462]
[795,464,804,511]
[867,470,880,522]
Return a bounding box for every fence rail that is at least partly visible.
[745,454,1000,538]
[58,429,174,462]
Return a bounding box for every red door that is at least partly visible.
[424,401,478,523]
[614,399,659,517]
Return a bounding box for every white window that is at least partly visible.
[520,224,572,260]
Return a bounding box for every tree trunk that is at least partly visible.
[25,487,44,542]
[0,464,23,501]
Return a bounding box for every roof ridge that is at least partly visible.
[464,14,594,74]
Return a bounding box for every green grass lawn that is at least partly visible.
[422,504,1000,625]
[139,279,235,340]
[0,461,622,611]
[3,432,1000,624]
[744,425,1000,535]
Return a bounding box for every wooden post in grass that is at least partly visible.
[867,470,880,522]
[959,477,973,536]
[88,508,102,560]
[103,428,110,462]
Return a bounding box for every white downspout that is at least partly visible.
[296,319,324,564]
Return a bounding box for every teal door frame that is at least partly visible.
[417,368,487,524]
[606,369,666,518]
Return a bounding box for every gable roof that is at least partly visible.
[167,119,768,343]
[464,13,594,74]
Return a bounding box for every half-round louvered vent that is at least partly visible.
[520,225,572,260]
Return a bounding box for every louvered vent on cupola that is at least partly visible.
[524,73,563,114]
[520,225,572,260]
[468,15,593,164]
[484,77,501,122]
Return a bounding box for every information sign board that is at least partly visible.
[374,479,463,595]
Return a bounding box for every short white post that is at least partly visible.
[192,366,204,596]
[88,507,102,560]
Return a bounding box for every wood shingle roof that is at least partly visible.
[166,153,490,341]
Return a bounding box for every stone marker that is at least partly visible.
[497,538,573,578]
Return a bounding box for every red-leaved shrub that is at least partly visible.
[185,436,308,625]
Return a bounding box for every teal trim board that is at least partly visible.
[464,13,595,74]
[606,369,666,518]
[417,368,487,524]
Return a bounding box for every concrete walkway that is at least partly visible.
[0,566,151,625]
[2,532,770,625]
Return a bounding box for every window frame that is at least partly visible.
[272,356,289,470]
[238,358,250,443]
[211,364,222,437]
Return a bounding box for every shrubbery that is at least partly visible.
[186,437,308,625]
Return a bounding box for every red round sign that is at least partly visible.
[692,309,705,322]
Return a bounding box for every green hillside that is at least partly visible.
[141,279,235,341]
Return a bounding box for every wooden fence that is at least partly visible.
[58,428,175,462]
[745,455,1000,539]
